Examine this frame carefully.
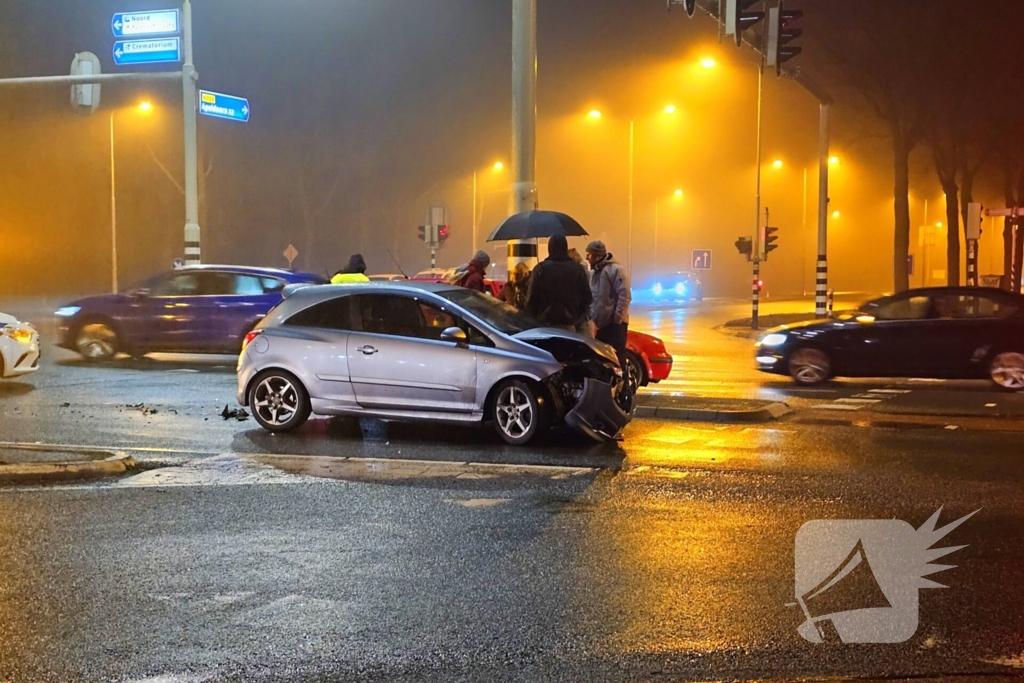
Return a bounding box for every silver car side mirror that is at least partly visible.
[440,326,468,345]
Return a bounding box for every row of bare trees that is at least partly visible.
[815,0,1024,292]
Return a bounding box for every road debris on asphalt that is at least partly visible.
[125,403,158,416]
[221,405,249,421]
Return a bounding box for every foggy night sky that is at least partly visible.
[2,0,1022,298]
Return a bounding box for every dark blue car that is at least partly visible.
[55,265,326,359]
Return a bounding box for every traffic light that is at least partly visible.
[762,226,779,259]
[725,0,765,48]
[735,236,753,259]
[967,202,983,240]
[766,1,803,76]
[438,224,450,244]
[418,225,426,242]
[756,279,764,290]
[666,0,697,16]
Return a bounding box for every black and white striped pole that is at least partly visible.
[966,202,982,287]
[815,104,830,317]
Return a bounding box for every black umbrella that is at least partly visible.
[486,210,589,242]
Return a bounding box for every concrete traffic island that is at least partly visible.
[0,444,137,484]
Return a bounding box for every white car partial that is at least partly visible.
[0,311,41,378]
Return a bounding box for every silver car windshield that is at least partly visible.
[436,289,540,335]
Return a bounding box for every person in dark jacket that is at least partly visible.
[460,250,491,292]
[331,254,369,283]
[525,234,593,330]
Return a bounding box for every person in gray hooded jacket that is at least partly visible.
[585,240,631,371]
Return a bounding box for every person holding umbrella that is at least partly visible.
[586,240,631,370]
[525,234,591,330]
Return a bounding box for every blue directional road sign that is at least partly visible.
[199,90,251,123]
[692,249,713,270]
[112,9,179,38]
[112,38,181,66]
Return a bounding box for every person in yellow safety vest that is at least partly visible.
[331,254,370,284]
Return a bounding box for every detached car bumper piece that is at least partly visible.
[564,378,632,442]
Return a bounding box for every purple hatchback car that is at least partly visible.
[55,265,326,359]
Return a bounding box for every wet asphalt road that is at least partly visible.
[1,304,1024,681]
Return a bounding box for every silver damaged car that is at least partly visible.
[236,282,633,445]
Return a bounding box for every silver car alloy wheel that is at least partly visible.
[625,354,643,395]
[789,347,830,385]
[496,385,534,439]
[991,352,1024,390]
[76,323,117,360]
[253,375,299,426]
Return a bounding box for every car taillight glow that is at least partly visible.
[242,329,263,350]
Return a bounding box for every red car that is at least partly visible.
[624,329,673,391]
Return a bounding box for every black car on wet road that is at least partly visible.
[755,287,1024,390]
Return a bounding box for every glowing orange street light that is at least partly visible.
[137,101,153,113]
[828,155,840,165]
[663,104,677,115]
[493,161,504,171]
[674,188,683,198]
[772,159,784,169]
[700,57,717,69]
[587,109,602,120]
[832,210,841,219]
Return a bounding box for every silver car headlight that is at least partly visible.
[55,306,81,317]
[760,333,787,347]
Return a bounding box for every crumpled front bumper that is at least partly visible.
[564,378,633,442]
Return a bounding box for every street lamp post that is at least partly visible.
[653,189,683,274]
[471,162,505,255]
[587,106,676,275]
[109,113,118,294]
[109,101,153,294]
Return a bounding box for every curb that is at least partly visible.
[635,401,792,423]
[714,324,761,341]
[0,446,138,484]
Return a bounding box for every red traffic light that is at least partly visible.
[756,279,764,290]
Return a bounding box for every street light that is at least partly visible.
[109,100,155,293]
[828,155,840,165]
[700,56,765,269]
[772,159,784,169]
[654,189,684,273]
[472,161,508,253]
[585,104,678,274]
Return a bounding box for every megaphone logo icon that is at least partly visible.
[793,507,978,643]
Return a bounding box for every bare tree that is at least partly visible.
[817,2,934,292]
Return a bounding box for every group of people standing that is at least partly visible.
[498,235,631,371]
[329,237,632,371]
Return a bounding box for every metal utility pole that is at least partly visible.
[109,114,119,294]
[628,119,635,275]
[510,0,538,275]
[472,171,478,255]
[752,207,766,330]
[182,0,201,265]
[815,103,830,317]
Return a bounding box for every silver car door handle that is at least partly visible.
[358,345,378,355]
